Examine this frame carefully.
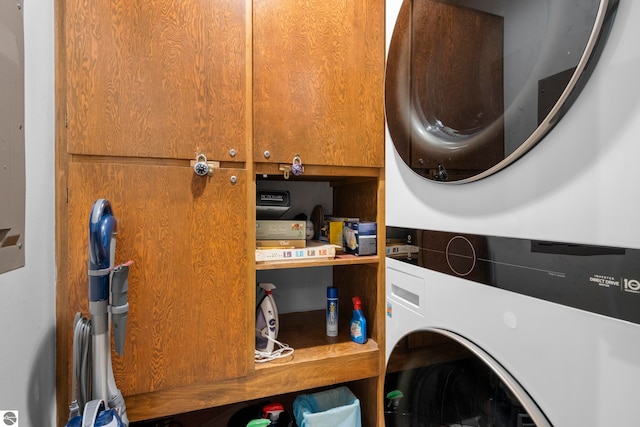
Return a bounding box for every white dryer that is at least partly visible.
[384,0,640,425]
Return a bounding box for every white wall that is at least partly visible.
[0,0,56,425]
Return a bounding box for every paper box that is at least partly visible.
[343,221,377,256]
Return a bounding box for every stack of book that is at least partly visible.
[256,219,338,262]
[255,240,338,262]
[256,220,306,247]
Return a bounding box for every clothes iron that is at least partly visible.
[255,282,279,354]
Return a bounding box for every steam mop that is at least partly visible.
[67,199,131,427]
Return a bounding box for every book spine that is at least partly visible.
[256,244,336,262]
[256,239,307,248]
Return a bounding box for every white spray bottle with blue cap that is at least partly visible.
[255,282,279,353]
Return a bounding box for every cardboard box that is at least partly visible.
[256,220,306,240]
[320,220,345,248]
[320,216,360,250]
[343,221,377,256]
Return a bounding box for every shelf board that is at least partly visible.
[252,310,380,398]
[255,163,381,179]
[124,310,380,422]
[257,309,377,364]
[125,340,380,423]
[256,254,379,270]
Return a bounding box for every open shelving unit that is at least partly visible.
[250,168,386,425]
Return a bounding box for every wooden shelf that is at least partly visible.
[255,163,381,179]
[125,346,380,423]
[124,310,380,422]
[262,310,376,353]
[256,254,379,270]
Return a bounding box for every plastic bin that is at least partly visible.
[293,386,362,427]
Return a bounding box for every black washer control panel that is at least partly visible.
[387,226,640,325]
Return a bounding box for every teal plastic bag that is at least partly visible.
[293,386,361,427]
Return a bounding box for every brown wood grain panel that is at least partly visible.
[255,254,379,271]
[64,0,246,161]
[254,163,381,179]
[56,0,73,423]
[332,178,382,344]
[334,264,380,342]
[349,377,381,427]
[124,344,379,421]
[253,0,384,167]
[64,162,248,399]
[332,178,378,222]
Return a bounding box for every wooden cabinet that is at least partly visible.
[57,0,252,424]
[56,0,385,425]
[253,0,385,167]
[64,0,247,161]
[64,162,249,395]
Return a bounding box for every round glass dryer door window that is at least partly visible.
[385,0,619,183]
[384,329,552,426]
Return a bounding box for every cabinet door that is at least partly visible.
[64,0,247,161]
[253,0,384,167]
[64,162,248,395]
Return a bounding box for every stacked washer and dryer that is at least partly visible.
[384,0,640,425]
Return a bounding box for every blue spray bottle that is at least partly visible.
[327,286,338,337]
[350,296,367,344]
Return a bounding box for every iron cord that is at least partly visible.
[254,329,294,363]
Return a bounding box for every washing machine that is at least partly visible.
[384,0,640,425]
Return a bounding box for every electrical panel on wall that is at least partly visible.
[0,1,25,274]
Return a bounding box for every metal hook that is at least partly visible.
[282,165,291,180]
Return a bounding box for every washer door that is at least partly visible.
[385,0,619,183]
[384,329,551,427]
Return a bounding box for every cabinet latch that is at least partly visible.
[279,154,304,179]
[191,153,220,177]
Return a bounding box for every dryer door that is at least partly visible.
[385,0,619,183]
[384,329,551,427]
